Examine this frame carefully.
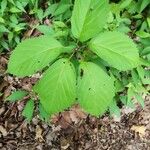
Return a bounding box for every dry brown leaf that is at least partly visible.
[0,125,7,136]
[0,107,5,115]
[23,19,39,39]
[71,105,87,119]
[3,85,13,99]
[0,56,8,67]
[51,105,87,129]
[131,125,146,137]
[35,125,44,142]
[60,138,70,150]
[69,110,79,124]
[0,80,8,92]
[59,112,72,129]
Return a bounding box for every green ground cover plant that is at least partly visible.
[0,0,72,52]
[4,0,150,121]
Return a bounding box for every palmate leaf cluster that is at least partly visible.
[7,0,150,121]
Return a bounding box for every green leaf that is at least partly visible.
[37,9,44,22]
[147,17,150,28]
[1,0,7,15]
[39,103,50,122]
[131,69,140,85]
[61,45,76,54]
[36,25,55,35]
[119,0,132,9]
[0,25,9,32]
[44,4,58,17]
[54,3,70,16]
[141,46,150,56]
[135,93,145,108]
[137,66,150,84]
[6,90,28,102]
[140,38,150,47]
[77,62,115,116]
[120,95,127,105]
[16,1,26,12]
[109,99,120,117]
[71,0,109,42]
[0,17,5,23]
[0,93,3,96]
[9,0,15,5]
[136,31,150,38]
[8,36,64,77]
[114,80,124,92]
[147,54,150,60]
[89,31,139,71]
[127,85,135,108]
[10,7,22,13]
[137,66,145,79]
[137,0,150,13]
[53,21,67,28]
[139,58,150,67]
[1,41,9,50]
[10,15,18,24]
[22,99,34,122]
[34,58,76,116]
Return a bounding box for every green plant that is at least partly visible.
[0,0,72,53]
[7,0,150,121]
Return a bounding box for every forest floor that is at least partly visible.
[0,54,150,150]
